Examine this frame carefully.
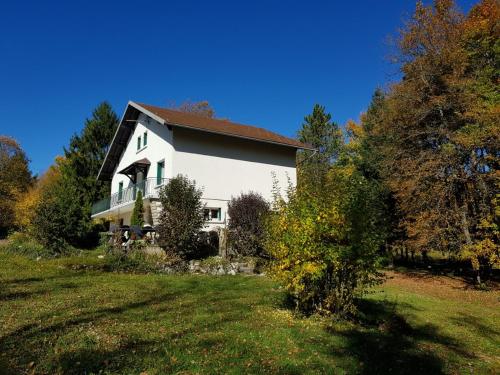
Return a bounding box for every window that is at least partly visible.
[211,209,220,220]
[118,182,123,201]
[203,208,221,221]
[156,161,164,185]
[143,132,148,147]
[137,136,141,150]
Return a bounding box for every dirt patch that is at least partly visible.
[383,270,500,308]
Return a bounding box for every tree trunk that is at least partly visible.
[460,206,473,246]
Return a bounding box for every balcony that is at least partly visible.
[91,178,169,216]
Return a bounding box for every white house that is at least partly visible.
[91,101,312,229]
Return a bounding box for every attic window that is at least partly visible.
[137,136,141,150]
[143,132,148,147]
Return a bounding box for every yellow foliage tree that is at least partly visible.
[265,165,386,317]
[14,160,62,233]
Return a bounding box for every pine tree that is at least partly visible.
[297,104,343,189]
[64,102,119,204]
[31,102,119,249]
[130,190,144,227]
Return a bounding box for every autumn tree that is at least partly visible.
[14,163,60,233]
[297,104,343,189]
[265,164,385,317]
[367,0,499,279]
[168,100,215,118]
[0,136,32,237]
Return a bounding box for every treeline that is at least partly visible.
[350,0,499,282]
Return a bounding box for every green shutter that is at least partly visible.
[157,161,164,185]
[137,136,141,150]
[143,132,148,146]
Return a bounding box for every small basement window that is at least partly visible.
[203,208,221,222]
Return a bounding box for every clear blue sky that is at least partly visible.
[0,0,476,175]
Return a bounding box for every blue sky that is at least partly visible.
[0,0,476,175]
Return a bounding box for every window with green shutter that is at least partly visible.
[143,132,148,146]
[156,161,164,185]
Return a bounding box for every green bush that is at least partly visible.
[105,249,187,274]
[130,190,145,227]
[0,232,64,259]
[199,256,232,273]
[227,192,269,257]
[265,166,386,317]
[157,175,204,259]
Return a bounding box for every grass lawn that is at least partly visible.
[0,249,499,374]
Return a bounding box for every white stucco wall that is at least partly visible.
[111,113,174,194]
[105,112,298,228]
[172,127,297,203]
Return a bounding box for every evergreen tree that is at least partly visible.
[130,190,145,227]
[31,102,119,250]
[297,104,343,189]
[60,102,119,244]
[64,102,119,204]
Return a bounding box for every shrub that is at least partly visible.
[105,248,187,274]
[227,192,270,257]
[265,166,385,317]
[157,175,204,259]
[130,190,144,227]
[198,256,232,274]
[31,176,81,254]
[1,232,62,259]
[30,157,102,253]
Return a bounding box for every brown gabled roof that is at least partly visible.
[97,101,313,181]
[135,102,312,150]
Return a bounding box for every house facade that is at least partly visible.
[91,101,311,229]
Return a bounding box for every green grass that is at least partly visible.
[0,249,499,374]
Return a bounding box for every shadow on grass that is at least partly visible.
[449,313,500,345]
[0,269,481,375]
[0,275,288,374]
[324,298,476,375]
